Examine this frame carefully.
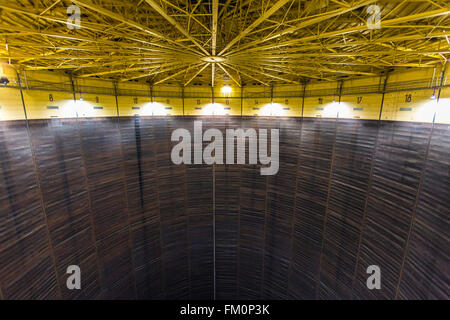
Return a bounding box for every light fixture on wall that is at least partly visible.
[259,102,285,117]
[142,102,167,116]
[221,85,232,95]
[323,101,350,118]
[202,102,226,116]
[430,89,436,100]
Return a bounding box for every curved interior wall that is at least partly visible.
[0,116,448,300]
[1,67,449,123]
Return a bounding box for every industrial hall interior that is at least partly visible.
[0,0,448,301]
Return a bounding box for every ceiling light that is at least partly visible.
[222,85,232,95]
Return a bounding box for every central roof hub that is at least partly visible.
[202,56,226,63]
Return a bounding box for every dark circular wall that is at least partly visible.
[0,116,447,299]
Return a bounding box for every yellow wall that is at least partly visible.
[1,67,449,123]
[74,92,118,118]
[117,95,151,117]
[340,94,382,120]
[0,88,25,120]
[183,98,209,116]
[303,96,335,118]
[437,87,450,124]
[382,89,434,122]
[153,97,183,116]
[23,90,74,119]
[243,97,271,116]
[215,98,241,116]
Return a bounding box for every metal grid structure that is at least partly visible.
[0,0,449,86]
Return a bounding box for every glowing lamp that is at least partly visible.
[222,85,232,95]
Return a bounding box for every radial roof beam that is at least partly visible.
[144,0,210,56]
[225,0,378,56]
[159,0,211,33]
[223,63,270,86]
[209,0,219,87]
[71,0,202,56]
[260,62,377,76]
[228,7,450,56]
[218,0,292,56]
[79,65,158,77]
[154,64,202,85]
[212,0,219,56]
[212,63,216,88]
[217,63,241,87]
[244,62,328,81]
[185,63,209,86]
[219,0,233,18]
[231,31,449,56]
[236,50,450,58]
[228,63,301,85]
[0,23,193,58]
[121,63,189,82]
[79,60,184,78]
[0,2,123,36]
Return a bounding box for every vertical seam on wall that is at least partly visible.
[115,97,138,299]
[236,117,243,298]
[213,163,216,300]
[183,119,192,299]
[350,74,388,298]
[185,166,192,299]
[301,82,306,118]
[17,72,63,298]
[316,81,343,298]
[259,120,274,299]
[0,252,4,297]
[315,116,339,299]
[286,115,304,298]
[395,65,445,299]
[185,163,191,300]
[75,118,104,298]
[182,87,185,116]
[395,120,435,299]
[259,157,268,297]
[241,87,244,117]
[349,123,380,298]
[76,81,103,296]
[154,120,167,299]
[259,173,269,298]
